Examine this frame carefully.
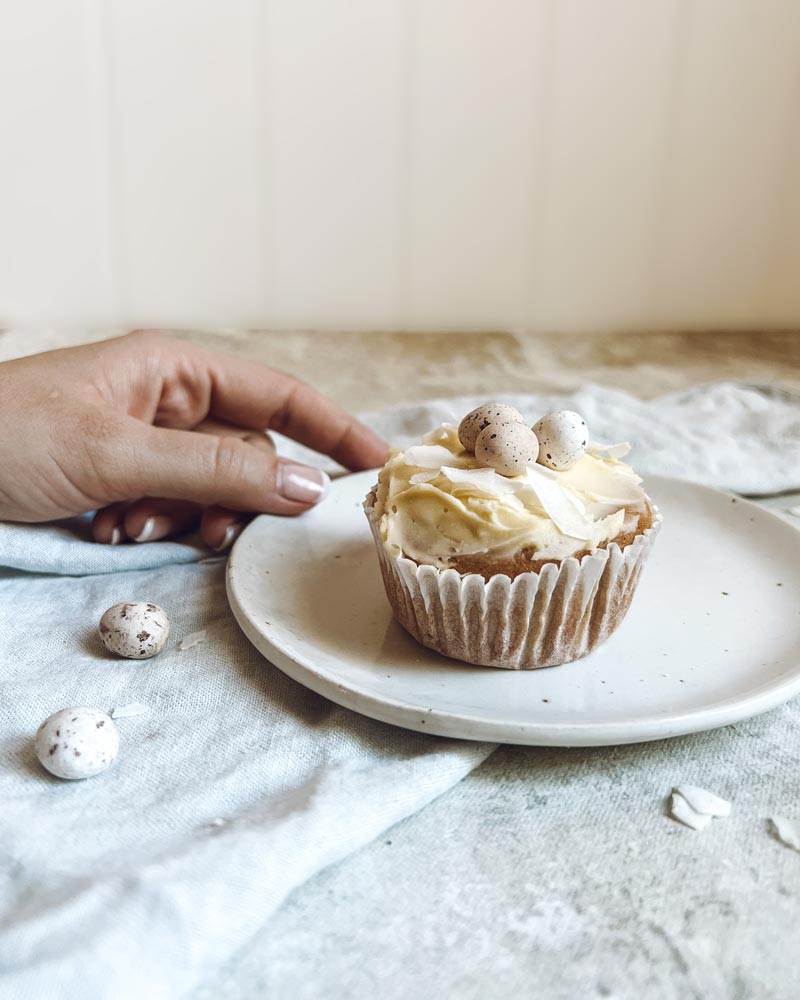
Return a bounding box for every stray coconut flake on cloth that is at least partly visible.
[675,784,731,818]
[110,703,150,719]
[669,785,731,831]
[670,792,713,831]
[179,629,208,651]
[770,816,800,852]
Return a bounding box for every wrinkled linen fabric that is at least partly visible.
[1,382,798,1000]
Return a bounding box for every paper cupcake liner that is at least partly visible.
[364,492,662,670]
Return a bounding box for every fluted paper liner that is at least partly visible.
[364,491,662,670]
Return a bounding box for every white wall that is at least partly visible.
[1,0,799,332]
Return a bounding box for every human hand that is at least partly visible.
[0,330,388,549]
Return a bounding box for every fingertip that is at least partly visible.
[129,515,156,543]
[123,500,201,543]
[359,437,390,471]
[199,508,246,551]
[334,425,390,472]
[276,465,330,506]
[213,523,243,552]
[92,505,128,545]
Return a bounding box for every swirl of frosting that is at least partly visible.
[373,424,648,567]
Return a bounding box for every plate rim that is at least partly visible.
[227,472,800,747]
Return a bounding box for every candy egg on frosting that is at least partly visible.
[475,421,539,477]
[458,402,525,452]
[533,410,589,471]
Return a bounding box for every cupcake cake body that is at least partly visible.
[364,408,661,670]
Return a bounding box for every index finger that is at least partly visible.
[200,348,389,471]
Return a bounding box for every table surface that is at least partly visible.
[1,328,798,408]
[4,328,800,1000]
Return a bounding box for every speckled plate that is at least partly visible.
[227,471,800,747]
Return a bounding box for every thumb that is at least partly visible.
[123,425,330,515]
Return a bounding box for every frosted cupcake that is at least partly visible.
[363,403,661,670]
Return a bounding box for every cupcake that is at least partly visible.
[363,403,661,670]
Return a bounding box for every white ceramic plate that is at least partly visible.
[227,472,800,747]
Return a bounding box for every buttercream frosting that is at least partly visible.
[373,424,648,567]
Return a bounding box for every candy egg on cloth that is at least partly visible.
[458,402,526,452]
[99,601,170,659]
[475,421,539,477]
[34,707,120,780]
[533,410,589,471]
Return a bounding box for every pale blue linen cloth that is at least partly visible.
[1,383,799,1000]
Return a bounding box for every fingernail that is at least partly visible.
[110,527,122,546]
[277,466,331,505]
[133,517,156,543]
[213,523,242,552]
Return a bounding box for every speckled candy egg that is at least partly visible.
[533,410,589,471]
[475,421,539,477]
[99,601,170,659]
[34,707,120,780]
[458,402,526,452]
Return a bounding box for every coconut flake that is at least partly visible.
[430,460,599,539]
[179,629,207,651]
[421,424,456,446]
[559,456,642,505]
[563,490,587,514]
[409,470,439,485]
[439,466,517,496]
[588,441,632,461]
[516,466,595,540]
[585,501,624,520]
[675,785,731,817]
[771,815,800,852]
[403,445,472,469]
[110,702,150,719]
[670,792,712,831]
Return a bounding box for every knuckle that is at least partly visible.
[242,430,276,452]
[124,328,168,351]
[270,377,308,433]
[156,376,210,427]
[210,435,271,491]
